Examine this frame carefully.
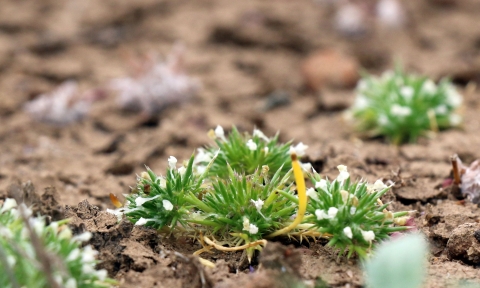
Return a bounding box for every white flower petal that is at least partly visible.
[168,156,177,169]
[163,199,173,211]
[391,104,411,117]
[0,198,17,213]
[306,188,318,200]
[215,125,225,139]
[361,230,375,242]
[178,166,186,176]
[315,179,328,191]
[72,232,92,243]
[253,129,270,142]
[246,139,258,151]
[328,207,338,218]
[400,86,414,101]
[343,226,353,239]
[315,209,328,220]
[251,199,264,211]
[135,217,148,226]
[290,142,309,157]
[135,195,160,207]
[248,224,259,235]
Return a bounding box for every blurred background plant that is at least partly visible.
[316,0,406,37]
[23,81,106,126]
[109,43,200,117]
[346,68,463,144]
[0,198,114,288]
[363,233,428,288]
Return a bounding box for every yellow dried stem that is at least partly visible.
[267,152,307,238]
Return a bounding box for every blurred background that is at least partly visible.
[0,0,479,207]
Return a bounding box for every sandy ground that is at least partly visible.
[1,0,480,287]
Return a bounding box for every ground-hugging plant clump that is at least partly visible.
[0,199,114,288]
[346,68,463,144]
[307,169,410,258]
[109,126,410,261]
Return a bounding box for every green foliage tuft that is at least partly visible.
[0,199,114,288]
[347,68,463,144]
[307,166,408,258]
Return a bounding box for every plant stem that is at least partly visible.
[267,152,307,238]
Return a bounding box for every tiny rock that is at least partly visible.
[301,49,359,91]
[447,223,480,264]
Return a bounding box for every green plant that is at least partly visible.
[198,126,294,178]
[111,126,409,261]
[347,68,463,144]
[363,233,428,288]
[0,198,114,288]
[307,166,409,258]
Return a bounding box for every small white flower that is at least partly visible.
[435,105,447,115]
[301,162,312,172]
[343,226,353,239]
[81,245,98,263]
[315,179,328,191]
[58,227,73,239]
[246,139,258,151]
[72,231,92,242]
[350,207,357,215]
[336,165,350,182]
[422,80,437,95]
[263,147,269,154]
[315,209,328,220]
[196,165,207,175]
[253,129,270,142]
[372,179,388,191]
[356,80,368,91]
[168,156,177,169]
[248,224,259,235]
[353,95,369,109]
[135,217,148,226]
[67,248,81,261]
[106,208,124,221]
[82,264,96,274]
[328,207,338,218]
[290,142,309,157]
[29,218,45,236]
[64,278,77,288]
[178,166,186,176]
[391,104,411,117]
[378,114,389,126]
[306,188,318,200]
[6,255,15,267]
[243,217,250,231]
[361,230,375,242]
[445,86,462,107]
[0,198,17,213]
[163,199,174,211]
[215,125,226,140]
[194,148,212,163]
[400,86,414,101]
[95,269,108,281]
[449,114,462,126]
[251,199,264,211]
[159,178,167,189]
[135,195,160,207]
